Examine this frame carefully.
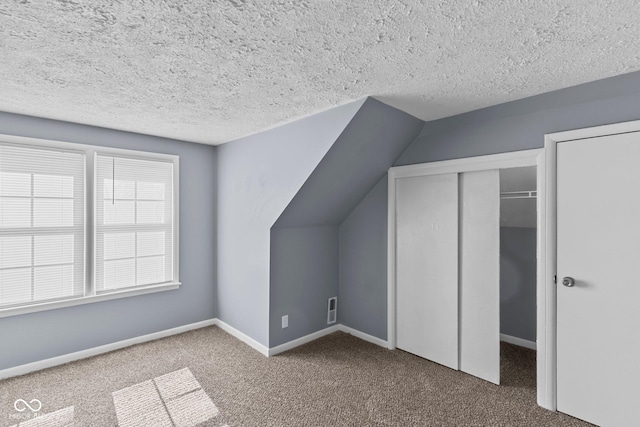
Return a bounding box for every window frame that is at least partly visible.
[0,134,180,318]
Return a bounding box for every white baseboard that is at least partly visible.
[0,319,390,379]
[338,325,388,348]
[501,333,537,350]
[268,324,387,356]
[212,319,269,357]
[0,319,217,380]
[269,325,340,356]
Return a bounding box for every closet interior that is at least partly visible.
[499,166,537,379]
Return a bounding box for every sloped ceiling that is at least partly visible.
[273,98,424,228]
[1,1,640,145]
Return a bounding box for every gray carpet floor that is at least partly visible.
[0,326,591,426]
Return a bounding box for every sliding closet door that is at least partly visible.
[459,170,500,384]
[396,173,459,370]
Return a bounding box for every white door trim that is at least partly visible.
[388,149,548,406]
[544,118,640,412]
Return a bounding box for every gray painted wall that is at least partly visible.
[274,98,424,227]
[338,175,387,340]
[342,70,640,342]
[0,112,217,371]
[397,70,640,164]
[269,226,339,347]
[216,100,364,347]
[269,98,424,347]
[500,227,537,342]
[268,99,422,348]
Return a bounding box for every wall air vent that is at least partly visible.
[327,297,337,324]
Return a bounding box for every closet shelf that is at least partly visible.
[500,190,537,199]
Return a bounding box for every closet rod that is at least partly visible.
[500,190,537,199]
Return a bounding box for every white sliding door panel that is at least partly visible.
[556,132,640,426]
[396,173,459,370]
[459,170,500,384]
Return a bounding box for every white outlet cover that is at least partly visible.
[282,315,288,328]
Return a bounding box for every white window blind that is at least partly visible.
[95,155,174,293]
[0,144,85,308]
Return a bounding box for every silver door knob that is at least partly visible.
[562,277,575,287]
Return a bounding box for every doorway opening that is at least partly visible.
[499,166,537,390]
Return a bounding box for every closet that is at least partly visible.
[388,152,541,388]
[395,170,500,384]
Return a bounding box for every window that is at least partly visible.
[0,144,85,308]
[95,155,174,292]
[0,136,179,317]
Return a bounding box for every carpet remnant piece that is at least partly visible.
[112,367,220,427]
[18,405,74,427]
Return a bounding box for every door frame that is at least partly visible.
[387,149,550,407]
[544,118,640,411]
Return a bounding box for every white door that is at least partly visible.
[459,170,500,384]
[396,173,459,369]
[557,132,640,426]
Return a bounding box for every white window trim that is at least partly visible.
[0,134,180,319]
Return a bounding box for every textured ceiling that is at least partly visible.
[1,1,640,145]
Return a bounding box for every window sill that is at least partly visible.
[0,282,181,319]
